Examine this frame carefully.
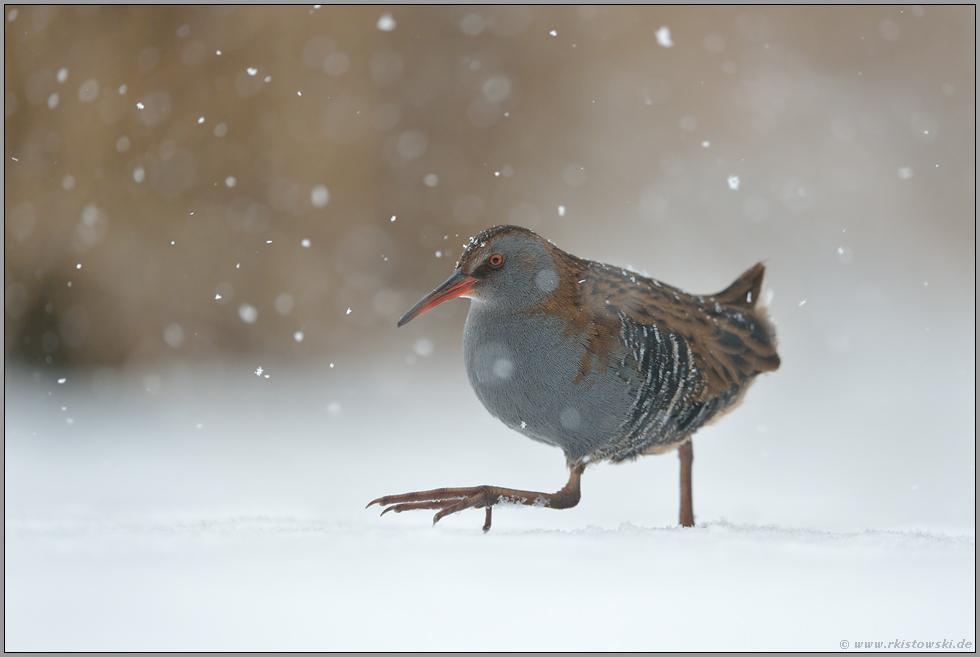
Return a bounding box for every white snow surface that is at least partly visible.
[5,365,975,651]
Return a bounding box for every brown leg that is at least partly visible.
[678,439,694,527]
[368,463,586,532]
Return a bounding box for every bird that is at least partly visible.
[368,225,779,531]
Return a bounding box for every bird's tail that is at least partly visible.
[714,262,766,310]
[715,263,779,370]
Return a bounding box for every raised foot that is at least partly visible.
[367,486,525,532]
[367,465,585,532]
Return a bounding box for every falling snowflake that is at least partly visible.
[377,12,396,31]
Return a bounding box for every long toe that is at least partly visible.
[431,491,493,524]
[379,500,461,516]
[367,486,484,509]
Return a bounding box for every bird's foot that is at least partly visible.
[368,466,585,532]
[367,486,509,532]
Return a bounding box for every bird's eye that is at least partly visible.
[488,253,504,268]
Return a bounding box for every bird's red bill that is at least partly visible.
[397,269,477,326]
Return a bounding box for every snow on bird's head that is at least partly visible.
[456,225,540,269]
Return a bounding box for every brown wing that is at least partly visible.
[530,238,779,401]
[578,261,780,402]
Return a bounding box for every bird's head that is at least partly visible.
[398,225,565,326]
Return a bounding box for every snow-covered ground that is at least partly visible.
[5,363,975,651]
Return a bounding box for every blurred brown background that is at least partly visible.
[4,5,975,377]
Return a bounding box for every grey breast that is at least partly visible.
[462,300,634,463]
